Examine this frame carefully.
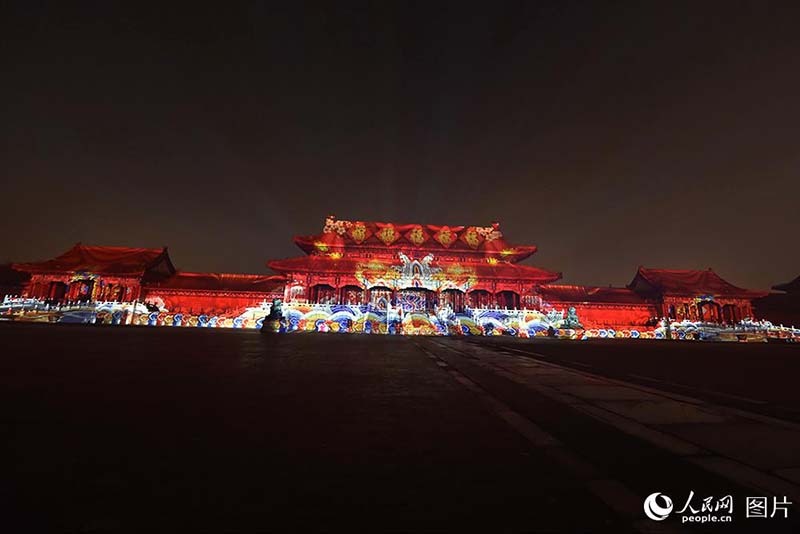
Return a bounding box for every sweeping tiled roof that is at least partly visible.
[628,267,767,298]
[292,216,538,263]
[13,244,174,277]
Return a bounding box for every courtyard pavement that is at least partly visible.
[2,323,799,532]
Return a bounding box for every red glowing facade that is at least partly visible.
[7,216,772,329]
[267,217,561,312]
[11,243,284,319]
[14,244,175,303]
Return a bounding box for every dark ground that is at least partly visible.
[473,336,800,422]
[2,323,799,532]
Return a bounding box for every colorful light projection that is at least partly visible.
[3,296,796,342]
[353,253,478,294]
[278,304,581,337]
[3,218,779,341]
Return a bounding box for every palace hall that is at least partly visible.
[2,216,774,337]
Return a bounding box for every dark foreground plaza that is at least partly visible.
[3,324,800,532]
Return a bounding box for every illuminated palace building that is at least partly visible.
[263,217,765,330]
[3,216,782,338]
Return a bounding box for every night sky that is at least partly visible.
[2,2,798,289]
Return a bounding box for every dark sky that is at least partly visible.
[2,1,798,289]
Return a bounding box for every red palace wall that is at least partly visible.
[141,289,282,317]
[556,302,659,328]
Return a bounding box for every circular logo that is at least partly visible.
[644,492,673,521]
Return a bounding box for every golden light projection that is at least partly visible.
[406,226,428,246]
[349,222,369,244]
[376,224,399,245]
[462,227,482,249]
[434,227,456,247]
[354,259,402,287]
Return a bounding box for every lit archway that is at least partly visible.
[340,285,364,306]
[367,286,393,309]
[468,289,493,309]
[722,304,739,324]
[440,288,466,313]
[698,301,722,323]
[310,284,337,304]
